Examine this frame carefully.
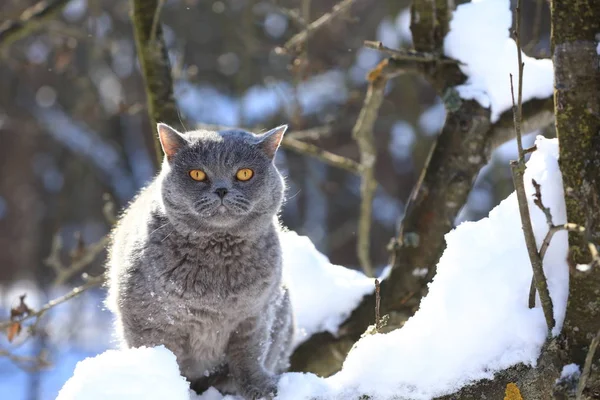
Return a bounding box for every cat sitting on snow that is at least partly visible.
[106,123,294,399]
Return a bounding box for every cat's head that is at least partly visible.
[156,123,286,235]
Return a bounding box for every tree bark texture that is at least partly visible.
[131,0,182,168]
[551,0,600,394]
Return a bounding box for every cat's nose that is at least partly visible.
[214,188,228,199]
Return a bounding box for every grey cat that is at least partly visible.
[106,123,294,399]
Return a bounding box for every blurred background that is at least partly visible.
[0,0,551,398]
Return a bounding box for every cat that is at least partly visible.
[105,123,294,399]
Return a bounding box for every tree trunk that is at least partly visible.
[551,0,600,395]
[131,0,182,168]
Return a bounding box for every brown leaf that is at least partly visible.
[7,322,21,342]
[10,295,32,320]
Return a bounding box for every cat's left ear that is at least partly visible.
[258,125,287,159]
[158,123,188,161]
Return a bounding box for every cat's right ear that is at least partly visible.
[158,123,187,161]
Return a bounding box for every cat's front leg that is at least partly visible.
[227,316,278,400]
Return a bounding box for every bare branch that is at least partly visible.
[0,0,71,49]
[149,0,166,43]
[576,327,600,399]
[0,275,104,333]
[351,59,390,277]
[509,2,555,333]
[44,234,109,286]
[276,0,357,54]
[364,40,460,64]
[132,0,182,168]
[0,347,50,372]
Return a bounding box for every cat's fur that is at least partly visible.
[106,124,294,399]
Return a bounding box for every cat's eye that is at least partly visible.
[189,169,207,181]
[236,168,254,181]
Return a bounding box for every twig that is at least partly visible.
[576,327,600,399]
[0,0,72,49]
[276,0,357,54]
[509,0,555,334]
[0,275,104,332]
[282,136,361,174]
[375,279,381,331]
[269,1,306,28]
[0,347,50,372]
[44,235,109,286]
[364,41,461,64]
[352,59,391,277]
[196,123,362,175]
[149,0,166,43]
[286,125,332,141]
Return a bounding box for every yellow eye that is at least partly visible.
[189,169,207,181]
[236,168,254,181]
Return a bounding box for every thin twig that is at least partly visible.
[576,327,600,399]
[286,125,332,141]
[352,59,390,277]
[269,1,306,28]
[364,41,460,64]
[375,279,381,331]
[0,347,50,372]
[509,0,555,334]
[0,275,104,332]
[276,0,357,54]
[149,0,166,43]
[44,234,109,286]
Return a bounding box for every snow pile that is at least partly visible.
[280,231,374,346]
[315,136,567,399]
[444,0,553,122]
[56,346,190,400]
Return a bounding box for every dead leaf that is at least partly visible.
[10,295,32,320]
[7,322,21,342]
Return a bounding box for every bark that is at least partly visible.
[551,0,600,394]
[131,0,182,168]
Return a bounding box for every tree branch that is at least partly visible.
[508,1,555,334]
[0,275,104,334]
[364,40,460,64]
[275,0,358,54]
[351,59,396,277]
[0,0,71,49]
[131,0,182,169]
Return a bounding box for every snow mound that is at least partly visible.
[444,0,553,122]
[281,231,374,346]
[56,346,190,400]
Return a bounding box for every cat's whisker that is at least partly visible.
[149,222,170,236]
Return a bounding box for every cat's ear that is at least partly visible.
[157,123,187,161]
[258,125,287,159]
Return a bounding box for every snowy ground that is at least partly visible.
[57,136,568,400]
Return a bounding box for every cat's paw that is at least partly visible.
[239,375,278,400]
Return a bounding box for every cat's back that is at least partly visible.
[106,180,163,310]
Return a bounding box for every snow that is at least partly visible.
[559,363,581,380]
[56,346,190,400]
[444,0,554,122]
[281,230,374,346]
[58,138,568,400]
